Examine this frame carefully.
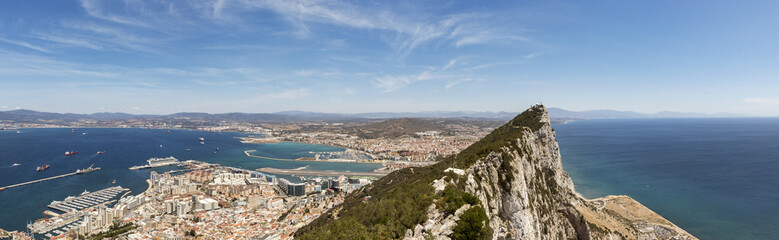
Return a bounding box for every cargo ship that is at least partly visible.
[65,151,78,156]
[37,165,50,172]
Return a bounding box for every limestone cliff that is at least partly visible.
[295,105,696,240]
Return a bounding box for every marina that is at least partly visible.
[47,186,128,213]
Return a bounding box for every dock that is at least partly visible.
[48,186,128,213]
[0,172,78,191]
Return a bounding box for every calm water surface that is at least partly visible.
[554,118,779,240]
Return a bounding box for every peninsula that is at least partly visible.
[295,105,696,239]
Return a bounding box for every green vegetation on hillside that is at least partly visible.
[294,105,547,239]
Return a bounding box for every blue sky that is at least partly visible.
[1,0,778,115]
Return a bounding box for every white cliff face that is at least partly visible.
[405,106,587,240]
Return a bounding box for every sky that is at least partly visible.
[0,0,778,116]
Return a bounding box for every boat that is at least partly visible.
[76,164,100,174]
[82,132,87,135]
[12,163,21,167]
[111,179,116,184]
[97,151,105,154]
[200,142,204,145]
[72,129,75,133]
[215,147,220,151]
[211,151,216,155]
[147,156,178,167]
[65,151,78,156]
[186,149,191,152]
[36,165,50,171]
[80,190,90,195]
[160,145,163,148]
[162,130,171,133]
[0,188,4,191]
[198,137,205,141]
[16,130,21,134]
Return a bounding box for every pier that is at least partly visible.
[0,167,101,191]
[0,172,78,191]
[48,186,128,213]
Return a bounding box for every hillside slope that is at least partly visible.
[294,105,696,240]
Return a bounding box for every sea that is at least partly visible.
[0,128,381,233]
[554,118,779,240]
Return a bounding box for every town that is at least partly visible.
[1,160,372,240]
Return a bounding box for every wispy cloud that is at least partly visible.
[295,69,339,77]
[445,78,482,90]
[372,63,450,92]
[225,0,526,55]
[79,0,150,27]
[31,33,102,50]
[0,37,51,53]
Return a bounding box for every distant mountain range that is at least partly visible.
[0,108,744,124]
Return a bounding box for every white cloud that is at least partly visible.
[373,69,448,92]
[373,75,414,92]
[744,98,779,105]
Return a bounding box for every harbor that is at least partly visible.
[47,186,129,213]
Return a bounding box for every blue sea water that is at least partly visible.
[0,128,380,232]
[554,118,779,240]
